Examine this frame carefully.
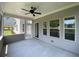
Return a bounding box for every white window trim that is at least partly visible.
[49,19,60,38]
[63,16,76,42]
[43,22,47,35]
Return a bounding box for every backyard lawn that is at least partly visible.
[3,30,13,36]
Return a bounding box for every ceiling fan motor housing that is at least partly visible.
[30,10,34,14]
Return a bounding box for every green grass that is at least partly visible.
[3,30,13,36]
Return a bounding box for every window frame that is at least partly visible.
[43,22,47,35]
[49,19,60,38]
[63,16,76,41]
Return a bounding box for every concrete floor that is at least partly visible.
[7,39,79,57]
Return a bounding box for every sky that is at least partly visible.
[64,19,75,24]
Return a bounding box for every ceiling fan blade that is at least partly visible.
[33,14,35,16]
[33,7,37,11]
[21,8,29,12]
[31,7,37,11]
[34,12,41,15]
[31,7,34,9]
[25,13,30,15]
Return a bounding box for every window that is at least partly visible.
[64,16,75,41]
[50,19,59,37]
[22,24,24,32]
[27,20,32,24]
[43,22,47,35]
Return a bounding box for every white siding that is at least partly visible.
[32,6,79,55]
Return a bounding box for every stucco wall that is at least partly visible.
[32,5,79,55]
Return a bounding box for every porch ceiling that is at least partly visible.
[0,2,79,19]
